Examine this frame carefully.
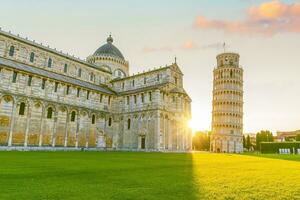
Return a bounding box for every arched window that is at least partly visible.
[19,102,26,116]
[41,79,46,89]
[54,82,59,92]
[90,72,94,81]
[100,94,103,103]
[66,85,70,95]
[141,93,144,103]
[71,111,76,122]
[78,68,82,77]
[47,107,53,119]
[230,70,233,78]
[77,88,80,97]
[126,96,130,105]
[64,64,68,73]
[27,75,32,86]
[9,46,15,57]
[12,71,18,83]
[114,69,125,78]
[30,52,35,62]
[144,77,147,84]
[92,114,96,124]
[108,117,112,126]
[127,118,131,130]
[48,58,52,68]
[108,96,111,105]
[134,95,137,104]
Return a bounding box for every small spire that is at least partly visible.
[174,56,177,64]
[223,42,226,53]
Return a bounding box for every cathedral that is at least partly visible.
[0,29,192,151]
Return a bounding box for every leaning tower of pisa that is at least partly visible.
[210,52,244,153]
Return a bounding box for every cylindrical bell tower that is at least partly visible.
[210,52,244,153]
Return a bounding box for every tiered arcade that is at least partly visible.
[211,52,244,153]
[0,30,192,151]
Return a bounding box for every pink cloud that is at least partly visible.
[182,41,198,49]
[195,0,300,36]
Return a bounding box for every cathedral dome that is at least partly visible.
[93,35,125,60]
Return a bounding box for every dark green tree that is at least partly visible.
[256,130,273,150]
[296,134,300,141]
[192,131,210,151]
[246,135,251,150]
[256,133,261,150]
[243,135,246,147]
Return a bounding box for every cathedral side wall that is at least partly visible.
[0,31,192,152]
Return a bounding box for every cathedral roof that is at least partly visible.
[170,87,187,95]
[0,57,115,95]
[93,35,125,60]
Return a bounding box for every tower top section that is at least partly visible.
[216,52,240,68]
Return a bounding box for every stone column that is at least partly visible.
[51,111,58,147]
[75,113,80,148]
[175,121,179,151]
[168,119,173,151]
[161,116,165,150]
[146,117,149,150]
[164,117,168,150]
[86,116,90,148]
[177,121,181,151]
[154,111,160,150]
[182,126,186,151]
[179,122,182,150]
[64,110,69,147]
[137,116,141,150]
[38,105,45,147]
[8,99,17,147]
[24,103,32,147]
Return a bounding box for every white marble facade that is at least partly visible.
[0,30,192,151]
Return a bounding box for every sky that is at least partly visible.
[0,0,300,134]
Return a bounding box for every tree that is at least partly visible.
[246,135,251,150]
[192,131,210,151]
[256,130,274,150]
[296,134,300,141]
[243,135,246,147]
[256,133,261,150]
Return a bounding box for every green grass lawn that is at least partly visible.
[0,152,300,200]
[244,153,300,162]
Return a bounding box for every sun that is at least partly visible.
[188,119,204,134]
[188,103,212,134]
[188,114,211,134]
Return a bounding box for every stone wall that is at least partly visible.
[0,30,192,151]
